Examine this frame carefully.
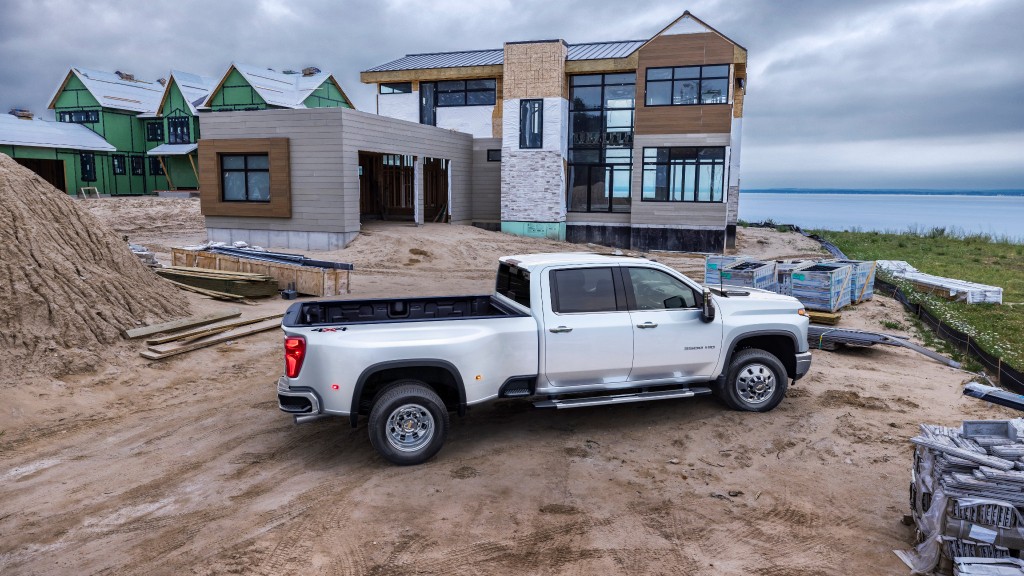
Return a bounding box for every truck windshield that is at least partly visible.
[496,263,530,308]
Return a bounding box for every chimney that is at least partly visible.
[301,67,321,77]
[115,70,136,81]
[8,108,33,120]
[157,77,167,86]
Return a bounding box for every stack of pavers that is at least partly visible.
[898,418,1024,575]
[704,255,752,286]
[720,260,778,292]
[775,260,813,297]
[832,259,877,304]
[790,262,853,312]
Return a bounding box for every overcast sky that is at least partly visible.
[1,0,1021,189]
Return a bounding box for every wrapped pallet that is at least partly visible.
[831,259,877,304]
[705,255,752,286]
[720,260,777,291]
[775,260,814,297]
[791,263,853,312]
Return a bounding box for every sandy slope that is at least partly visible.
[0,200,1007,576]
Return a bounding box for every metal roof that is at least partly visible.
[208,63,335,109]
[55,68,165,113]
[0,114,116,151]
[147,143,198,156]
[166,70,218,114]
[363,40,645,73]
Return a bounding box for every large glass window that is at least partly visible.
[641,147,725,203]
[625,268,698,310]
[520,99,543,149]
[80,153,96,182]
[112,154,126,175]
[221,154,270,202]
[567,73,635,213]
[146,122,164,142]
[149,157,164,176]
[434,79,496,107]
[167,117,190,144]
[496,262,530,308]
[645,65,729,106]
[130,156,144,176]
[380,82,412,94]
[59,110,99,123]
[551,268,618,314]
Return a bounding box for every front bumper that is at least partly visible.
[277,376,322,415]
[793,351,813,380]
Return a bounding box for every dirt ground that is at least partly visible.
[1,199,1010,575]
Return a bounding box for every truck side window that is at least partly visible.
[496,262,531,308]
[551,268,618,313]
[626,267,698,310]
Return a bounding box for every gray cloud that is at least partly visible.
[1,0,1020,189]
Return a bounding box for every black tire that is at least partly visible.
[719,348,788,412]
[368,380,449,466]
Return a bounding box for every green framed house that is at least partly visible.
[145,71,217,191]
[202,63,354,111]
[0,111,116,193]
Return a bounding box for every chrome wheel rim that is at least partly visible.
[736,363,777,405]
[385,403,434,452]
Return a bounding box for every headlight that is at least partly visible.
[797,308,807,316]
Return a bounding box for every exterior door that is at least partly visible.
[541,266,634,387]
[623,266,723,381]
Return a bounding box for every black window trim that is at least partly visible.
[433,78,497,107]
[145,121,164,142]
[379,82,413,95]
[167,116,191,145]
[644,64,730,108]
[59,109,100,124]
[519,99,543,150]
[549,266,628,315]
[130,155,145,176]
[149,156,164,176]
[221,153,271,203]
[79,152,96,182]
[641,146,727,204]
[621,266,702,311]
[486,149,501,162]
[111,154,126,175]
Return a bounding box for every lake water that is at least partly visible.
[739,193,1024,241]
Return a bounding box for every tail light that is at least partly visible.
[284,336,306,378]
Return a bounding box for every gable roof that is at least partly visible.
[0,114,116,151]
[201,63,346,109]
[47,67,165,113]
[363,40,647,73]
[642,11,746,52]
[157,70,218,116]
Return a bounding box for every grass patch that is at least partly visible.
[880,319,905,331]
[817,230,1024,370]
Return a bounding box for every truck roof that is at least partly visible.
[500,252,649,270]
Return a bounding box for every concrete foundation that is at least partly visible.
[206,228,357,251]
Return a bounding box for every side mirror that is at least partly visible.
[701,288,716,323]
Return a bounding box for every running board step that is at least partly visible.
[534,387,713,409]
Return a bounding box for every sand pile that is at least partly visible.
[0,154,190,377]
[80,196,204,235]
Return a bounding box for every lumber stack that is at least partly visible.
[897,418,1024,575]
[877,260,1003,304]
[127,310,284,360]
[156,266,279,299]
[172,247,350,297]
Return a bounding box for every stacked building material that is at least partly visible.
[720,260,777,291]
[775,260,813,296]
[790,262,853,312]
[898,418,1024,575]
[877,260,1003,304]
[705,255,752,286]
[155,266,280,299]
[172,247,351,296]
[832,259,877,304]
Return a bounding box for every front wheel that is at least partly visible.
[368,381,449,465]
[719,348,788,412]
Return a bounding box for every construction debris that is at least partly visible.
[122,309,241,339]
[129,243,159,267]
[897,417,1024,575]
[140,317,282,360]
[965,383,1024,413]
[155,266,280,299]
[172,246,351,297]
[807,325,961,367]
[877,260,1003,304]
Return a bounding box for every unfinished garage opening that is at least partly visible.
[423,157,449,223]
[15,158,66,192]
[359,152,414,221]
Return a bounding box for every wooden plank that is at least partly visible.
[145,313,284,345]
[170,248,350,297]
[164,279,248,302]
[141,319,282,360]
[807,311,842,326]
[122,308,241,339]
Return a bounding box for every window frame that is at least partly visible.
[644,64,730,107]
[495,262,530,309]
[379,82,413,95]
[486,149,501,162]
[641,146,727,204]
[80,153,96,182]
[621,266,702,311]
[432,79,496,107]
[519,99,543,150]
[220,153,271,203]
[145,121,164,142]
[549,266,627,315]
[59,110,100,124]
[149,156,164,176]
[567,73,636,213]
[167,116,191,144]
[130,155,144,176]
[112,154,126,176]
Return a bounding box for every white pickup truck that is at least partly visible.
[277,253,812,465]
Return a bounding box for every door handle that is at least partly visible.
[549,326,573,334]
[636,322,659,329]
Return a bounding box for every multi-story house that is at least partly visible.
[361,11,747,251]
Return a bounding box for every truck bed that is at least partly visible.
[283,295,527,327]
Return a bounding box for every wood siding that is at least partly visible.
[635,32,737,135]
[197,137,291,218]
